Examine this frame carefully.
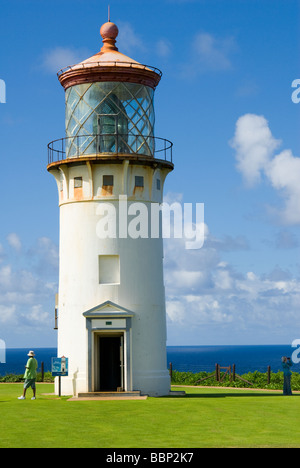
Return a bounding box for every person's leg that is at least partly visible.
[283,375,292,395]
[32,381,36,398]
[283,375,288,395]
[18,380,29,399]
[287,376,292,395]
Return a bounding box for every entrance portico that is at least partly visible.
[83,301,134,393]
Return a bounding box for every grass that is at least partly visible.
[1,383,300,448]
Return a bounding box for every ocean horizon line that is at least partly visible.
[4,343,291,350]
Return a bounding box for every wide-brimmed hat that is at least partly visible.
[27,350,35,357]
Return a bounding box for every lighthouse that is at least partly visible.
[47,19,174,397]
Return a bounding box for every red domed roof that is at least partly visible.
[58,21,162,90]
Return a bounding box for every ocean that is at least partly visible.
[166,345,297,374]
[0,344,297,376]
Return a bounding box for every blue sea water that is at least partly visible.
[0,345,298,376]
[0,348,57,376]
[167,345,298,374]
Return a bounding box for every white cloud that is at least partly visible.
[117,21,146,55]
[163,218,300,344]
[7,233,22,252]
[0,305,16,324]
[193,32,236,71]
[28,304,50,324]
[179,31,237,78]
[231,114,300,224]
[230,114,281,186]
[41,46,91,73]
[266,150,300,224]
[0,265,12,289]
[117,23,173,60]
[0,236,58,334]
[27,237,59,274]
[156,39,172,57]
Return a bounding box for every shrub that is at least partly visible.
[0,372,54,383]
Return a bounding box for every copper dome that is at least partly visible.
[58,21,162,90]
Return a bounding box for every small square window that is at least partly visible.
[74,177,82,188]
[103,175,114,186]
[99,255,120,284]
[156,178,161,190]
[135,176,144,187]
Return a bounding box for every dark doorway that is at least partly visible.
[99,336,121,391]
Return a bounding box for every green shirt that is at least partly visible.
[24,357,38,379]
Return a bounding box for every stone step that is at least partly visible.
[77,390,142,398]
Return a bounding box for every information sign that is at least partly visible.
[51,356,68,376]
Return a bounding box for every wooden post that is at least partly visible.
[41,361,44,382]
[267,365,271,384]
[169,362,173,381]
[233,364,236,381]
[215,363,220,381]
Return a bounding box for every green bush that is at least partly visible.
[171,369,300,391]
[0,374,23,383]
[0,372,54,383]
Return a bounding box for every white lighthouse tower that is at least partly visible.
[47,19,174,397]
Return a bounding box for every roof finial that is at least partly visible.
[108,5,110,22]
[100,19,119,53]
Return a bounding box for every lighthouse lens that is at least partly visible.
[65,82,155,157]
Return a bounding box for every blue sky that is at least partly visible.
[0,0,299,348]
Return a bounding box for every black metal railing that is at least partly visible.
[57,61,163,78]
[47,133,173,165]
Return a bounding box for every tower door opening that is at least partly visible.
[98,335,123,391]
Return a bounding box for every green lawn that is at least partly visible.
[1,384,300,448]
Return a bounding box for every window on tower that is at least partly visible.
[135,176,144,188]
[103,175,114,186]
[98,255,120,284]
[74,176,83,188]
[102,175,114,196]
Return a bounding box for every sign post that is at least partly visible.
[51,356,69,396]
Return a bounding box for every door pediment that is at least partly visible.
[83,300,134,318]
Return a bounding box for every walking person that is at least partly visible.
[282,356,293,396]
[18,351,38,400]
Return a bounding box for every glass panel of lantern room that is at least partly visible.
[65,82,155,157]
